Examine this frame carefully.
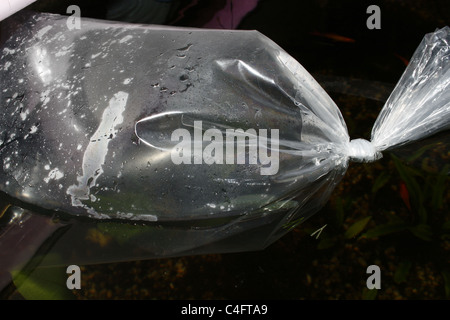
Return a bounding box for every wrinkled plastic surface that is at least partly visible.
[0,13,349,223]
[371,26,450,151]
[0,13,449,264]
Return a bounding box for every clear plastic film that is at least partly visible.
[0,13,448,266]
[371,26,450,152]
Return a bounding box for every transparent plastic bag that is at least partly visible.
[0,13,448,265]
[371,26,450,151]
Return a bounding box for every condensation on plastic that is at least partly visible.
[0,13,448,263]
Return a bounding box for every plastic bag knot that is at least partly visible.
[346,139,382,163]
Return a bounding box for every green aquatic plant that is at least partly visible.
[1,251,76,300]
[301,143,449,299]
[393,260,413,284]
[442,271,450,298]
[361,286,378,300]
[11,265,75,300]
[363,149,449,298]
[362,153,449,242]
[344,216,372,239]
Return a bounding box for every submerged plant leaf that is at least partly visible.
[335,197,345,226]
[408,224,433,241]
[392,155,423,207]
[372,172,391,195]
[12,266,75,300]
[317,237,335,250]
[406,144,436,163]
[430,164,450,210]
[394,261,412,284]
[361,287,378,300]
[442,220,450,231]
[345,216,372,239]
[442,271,450,298]
[361,221,408,239]
[392,155,430,223]
[97,222,152,246]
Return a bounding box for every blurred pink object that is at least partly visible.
[202,0,259,29]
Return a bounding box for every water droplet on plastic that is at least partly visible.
[177,43,192,52]
[179,74,189,82]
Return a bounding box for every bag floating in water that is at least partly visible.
[0,13,449,261]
